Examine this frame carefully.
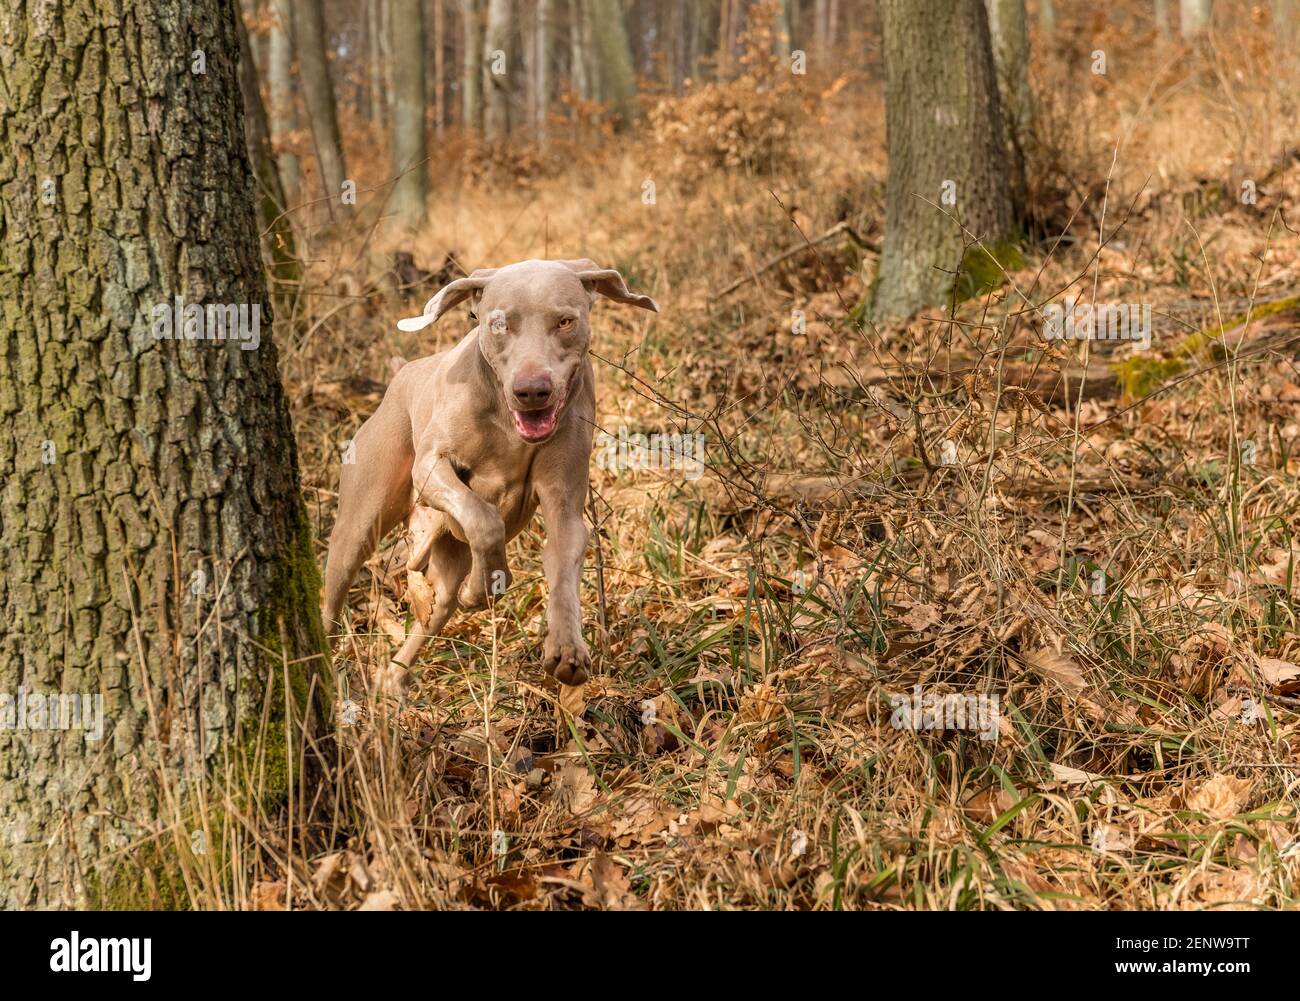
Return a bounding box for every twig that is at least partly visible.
[716,220,880,298]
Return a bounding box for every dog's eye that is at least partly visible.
[557,317,574,331]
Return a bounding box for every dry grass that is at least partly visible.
[176,14,1300,910]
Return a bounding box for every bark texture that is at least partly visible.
[0,0,326,908]
[872,0,1014,320]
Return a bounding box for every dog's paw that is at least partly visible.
[373,661,412,698]
[458,559,511,610]
[543,634,591,686]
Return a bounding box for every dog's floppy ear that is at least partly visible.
[557,259,659,313]
[397,267,498,331]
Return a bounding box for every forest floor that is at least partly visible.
[233,24,1300,910]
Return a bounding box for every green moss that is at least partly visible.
[1112,356,1187,399]
[246,503,330,802]
[956,240,1026,303]
[1109,295,1300,400]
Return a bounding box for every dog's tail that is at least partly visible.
[388,355,408,378]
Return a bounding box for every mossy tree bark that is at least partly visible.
[871,0,1014,321]
[0,0,327,908]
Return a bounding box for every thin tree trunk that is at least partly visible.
[718,0,733,78]
[570,0,591,101]
[392,0,429,227]
[484,0,512,139]
[462,0,484,130]
[1040,0,1055,35]
[293,0,349,205]
[1180,0,1212,35]
[434,0,447,136]
[814,0,830,66]
[536,0,553,143]
[268,0,299,208]
[872,0,1014,320]
[590,0,636,126]
[370,0,385,124]
[0,0,326,909]
[237,4,300,300]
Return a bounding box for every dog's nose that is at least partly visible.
[511,372,554,408]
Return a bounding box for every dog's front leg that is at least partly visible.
[412,451,511,610]
[536,472,591,685]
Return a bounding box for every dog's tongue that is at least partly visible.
[512,404,558,442]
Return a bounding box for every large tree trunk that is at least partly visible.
[293,0,349,204]
[268,0,299,208]
[872,0,1014,321]
[0,0,326,909]
[985,0,1031,217]
[462,0,484,130]
[392,0,429,227]
[236,5,300,301]
[590,0,636,127]
[483,0,513,139]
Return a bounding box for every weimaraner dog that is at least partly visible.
[323,259,659,692]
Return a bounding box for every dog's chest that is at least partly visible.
[463,460,539,538]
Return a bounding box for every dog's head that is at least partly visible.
[398,259,659,444]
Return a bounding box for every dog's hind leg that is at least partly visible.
[322,409,416,635]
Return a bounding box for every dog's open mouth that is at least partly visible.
[511,400,562,442]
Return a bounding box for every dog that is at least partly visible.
[322,258,659,692]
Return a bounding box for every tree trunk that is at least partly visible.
[392,0,429,227]
[0,0,326,909]
[1155,0,1170,36]
[1275,0,1296,70]
[484,0,512,139]
[268,0,299,209]
[293,0,349,204]
[872,0,1014,321]
[718,0,733,78]
[590,0,636,127]
[814,0,830,66]
[237,4,300,303]
[434,0,447,136]
[462,0,484,130]
[1039,0,1055,35]
[985,0,1031,216]
[536,0,553,143]
[570,0,591,101]
[369,0,386,124]
[1179,0,1211,35]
